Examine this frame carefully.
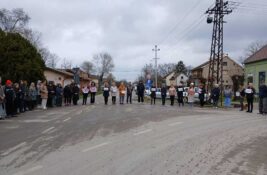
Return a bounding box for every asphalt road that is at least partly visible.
[0,96,267,175]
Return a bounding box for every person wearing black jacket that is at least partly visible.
[72,84,80,105]
[47,82,55,107]
[4,80,16,117]
[245,83,256,113]
[211,84,220,108]
[137,81,145,103]
[126,82,134,104]
[198,84,206,107]
[259,81,267,115]
[150,85,156,105]
[161,84,167,106]
[103,82,110,105]
[63,84,71,106]
[177,84,184,107]
[239,85,245,111]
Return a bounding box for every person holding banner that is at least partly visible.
[245,83,256,113]
[110,82,118,105]
[103,82,110,105]
[150,85,156,105]
[177,84,184,107]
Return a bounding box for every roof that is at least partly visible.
[165,72,188,80]
[45,67,73,77]
[244,44,267,64]
[191,61,209,71]
[191,55,243,71]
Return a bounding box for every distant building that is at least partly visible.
[164,72,188,87]
[44,67,99,88]
[244,44,267,90]
[191,55,244,89]
[44,67,73,86]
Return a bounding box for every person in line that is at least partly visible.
[40,80,48,110]
[19,80,26,112]
[63,84,71,106]
[258,81,267,115]
[103,82,110,105]
[126,82,134,104]
[72,84,80,105]
[261,82,267,115]
[224,86,232,108]
[36,80,42,107]
[161,84,167,106]
[169,84,176,106]
[28,82,37,110]
[198,84,206,107]
[110,82,118,105]
[211,84,220,108]
[47,82,55,107]
[14,83,21,114]
[177,84,184,107]
[150,85,156,105]
[56,84,63,107]
[82,86,89,105]
[188,83,195,108]
[118,82,126,104]
[90,82,97,104]
[4,80,16,117]
[0,78,6,119]
[245,83,256,113]
[137,81,145,103]
[239,85,245,111]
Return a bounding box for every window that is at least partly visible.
[247,75,253,84]
[223,62,228,66]
[259,72,266,87]
[181,76,184,79]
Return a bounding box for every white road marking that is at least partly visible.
[82,142,110,152]
[41,127,55,134]
[21,119,51,123]
[133,129,152,136]
[63,117,71,122]
[1,142,27,156]
[13,165,43,175]
[168,122,184,126]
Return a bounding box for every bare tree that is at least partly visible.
[158,63,176,77]
[93,52,115,86]
[61,58,72,69]
[22,28,42,48]
[46,53,60,68]
[239,41,267,64]
[39,47,60,68]
[81,61,94,75]
[0,8,30,32]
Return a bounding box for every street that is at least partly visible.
[1,97,267,175]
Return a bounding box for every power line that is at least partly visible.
[158,0,203,46]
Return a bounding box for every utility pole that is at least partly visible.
[206,0,233,106]
[152,45,160,88]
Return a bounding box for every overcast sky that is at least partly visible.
[1,0,267,81]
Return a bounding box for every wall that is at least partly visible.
[165,72,175,86]
[245,60,267,91]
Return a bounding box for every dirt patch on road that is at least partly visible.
[210,135,267,175]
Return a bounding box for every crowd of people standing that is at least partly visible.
[0,78,98,119]
[1,77,267,119]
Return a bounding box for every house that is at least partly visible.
[164,72,189,87]
[44,67,73,86]
[244,44,267,90]
[191,55,244,89]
